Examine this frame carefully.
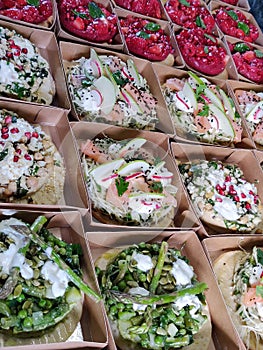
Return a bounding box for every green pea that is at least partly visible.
[38,299,46,308]
[16,294,25,303]
[23,317,33,328]
[45,300,53,309]
[118,280,126,290]
[110,305,117,315]
[18,309,27,319]
[155,335,164,346]
[139,274,146,282]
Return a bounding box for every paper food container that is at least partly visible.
[55,0,124,51]
[88,230,242,350]
[115,7,184,68]
[0,100,89,211]
[0,20,70,110]
[164,0,222,38]
[0,209,108,349]
[70,121,199,231]
[152,64,253,148]
[0,0,56,30]
[111,0,169,21]
[227,79,263,150]
[210,1,263,46]
[207,0,250,11]
[170,141,263,235]
[174,27,238,81]
[59,41,174,135]
[202,235,263,350]
[224,35,263,84]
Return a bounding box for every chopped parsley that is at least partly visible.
[115,176,129,196]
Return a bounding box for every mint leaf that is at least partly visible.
[257,248,263,266]
[150,181,163,193]
[204,33,217,43]
[198,104,209,116]
[144,22,161,32]
[255,50,263,58]
[136,31,151,39]
[88,2,105,19]
[27,0,40,6]
[233,42,250,53]
[256,285,263,298]
[179,0,190,6]
[237,21,250,35]
[204,46,209,54]
[72,9,89,19]
[196,15,206,29]
[0,149,8,161]
[115,177,129,196]
[227,10,238,21]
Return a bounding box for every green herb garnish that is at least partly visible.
[227,10,238,21]
[179,0,190,6]
[150,181,163,193]
[204,33,217,43]
[257,248,263,266]
[198,104,209,116]
[196,15,206,29]
[233,42,250,53]
[136,31,151,39]
[88,2,105,19]
[0,149,8,161]
[72,9,89,19]
[256,285,263,298]
[112,71,129,87]
[144,22,161,32]
[237,21,250,35]
[204,46,209,54]
[115,176,129,196]
[27,0,40,6]
[255,50,263,58]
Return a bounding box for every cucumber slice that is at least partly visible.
[245,100,263,124]
[127,59,144,88]
[208,104,235,138]
[92,76,117,114]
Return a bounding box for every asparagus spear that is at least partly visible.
[11,216,101,303]
[108,282,208,305]
[149,241,168,294]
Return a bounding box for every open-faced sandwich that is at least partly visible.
[235,89,263,146]
[0,215,100,346]
[179,160,263,232]
[161,71,242,145]
[176,28,229,76]
[0,26,55,104]
[114,0,163,19]
[228,42,263,84]
[58,0,118,43]
[164,0,215,34]
[66,49,158,129]
[0,0,53,27]
[96,241,211,350]
[0,109,65,204]
[214,6,259,43]
[80,136,178,227]
[214,246,263,349]
[119,15,175,65]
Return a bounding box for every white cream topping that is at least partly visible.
[173,295,202,317]
[41,260,69,299]
[132,252,154,272]
[249,264,263,286]
[170,258,194,286]
[0,60,18,84]
[213,197,240,221]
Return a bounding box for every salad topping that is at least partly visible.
[179,160,262,231]
[81,137,177,226]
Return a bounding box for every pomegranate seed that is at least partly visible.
[249,190,255,195]
[233,195,240,202]
[24,132,31,139]
[1,133,9,139]
[221,184,226,190]
[225,175,231,182]
[32,132,39,138]
[13,155,19,162]
[8,39,14,46]
[6,52,13,59]
[215,184,221,192]
[245,202,251,210]
[13,50,20,56]
[10,128,19,134]
[16,149,22,155]
[24,154,31,161]
[21,48,28,54]
[1,127,8,134]
[254,195,259,204]
[10,43,19,50]
[4,116,12,124]
[216,197,223,202]
[241,193,246,198]
[219,189,225,196]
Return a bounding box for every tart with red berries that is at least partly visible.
[164,0,215,34]
[58,0,117,43]
[214,7,259,43]
[119,15,174,65]
[114,0,163,19]
[176,28,229,76]
[0,0,53,26]
[229,42,263,84]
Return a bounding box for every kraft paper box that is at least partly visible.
[152,64,253,148]
[0,100,89,211]
[0,0,56,30]
[202,235,263,350]
[111,0,169,20]
[0,209,108,349]
[210,1,263,46]
[60,41,174,135]
[55,0,124,51]
[88,230,241,350]
[115,7,184,68]
[207,0,250,11]
[70,121,200,231]
[227,79,263,150]
[170,141,263,235]
[224,35,263,84]
[0,20,70,110]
